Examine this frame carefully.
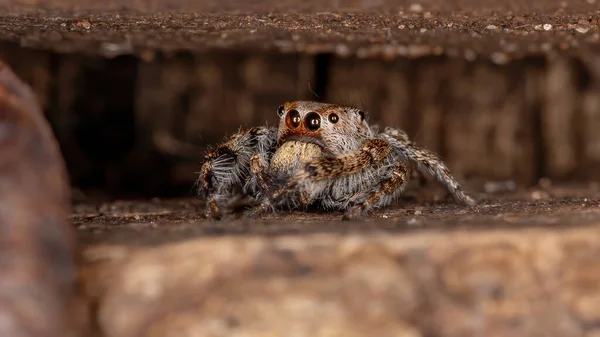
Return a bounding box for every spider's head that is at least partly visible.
[275,101,371,155]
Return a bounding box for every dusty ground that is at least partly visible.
[3,0,599,14]
[72,182,600,246]
[0,10,599,60]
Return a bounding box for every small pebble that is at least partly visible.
[576,27,590,34]
[419,28,427,33]
[538,177,552,189]
[531,190,550,200]
[484,180,516,194]
[464,49,477,61]
[398,24,406,29]
[407,218,419,226]
[491,52,509,65]
[409,3,424,13]
[335,44,350,56]
[75,19,91,29]
[541,42,553,51]
[486,24,498,30]
[543,24,553,31]
[414,210,422,215]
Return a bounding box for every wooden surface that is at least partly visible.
[74,184,600,337]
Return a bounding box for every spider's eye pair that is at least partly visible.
[281,108,342,131]
[285,110,324,131]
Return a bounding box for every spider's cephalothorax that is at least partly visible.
[197,101,476,220]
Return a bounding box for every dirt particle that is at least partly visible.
[484,181,517,194]
[531,190,550,200]
[464,49,477,61]
[539,177,553,189]
[491,52,509,64]
[409,3,424,13]
[74,19,92,30]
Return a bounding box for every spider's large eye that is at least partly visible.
[286,109,301,128]
[328,113,339,124]
[277,105,285,117]
[304,112,321,131]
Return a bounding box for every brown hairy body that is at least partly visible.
[197,101,476,220]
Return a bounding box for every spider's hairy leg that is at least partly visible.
[249,153,272,198]
[382,127,476,206]
[342,163,410,220]
[196,126,277,220]
[252,138,392,215]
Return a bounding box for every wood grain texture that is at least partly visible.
[79,224,600,337]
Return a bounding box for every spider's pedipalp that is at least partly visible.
[258,138,393,213]
[381,127,476,206]
[296,138,391,181]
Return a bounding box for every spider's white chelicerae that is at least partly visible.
[197,101,476,220]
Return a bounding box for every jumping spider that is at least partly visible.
[197,101,476,220]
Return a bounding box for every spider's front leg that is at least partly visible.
[252,138,393,216]
[382,127,477,206]
[197,126,277,220]
[342,163,410,220]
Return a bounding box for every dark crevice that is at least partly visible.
[531,91,546,183]
[570,57,590,179]
[313,53,331,101]
[405,57,424,146]
[68,55,139,194]
[521,56,547,185]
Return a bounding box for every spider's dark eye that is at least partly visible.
[328,113,339,124]
[304,112,321,131]
[286,109,301,128]
[358,110,366,121]
[277,105,285,117]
